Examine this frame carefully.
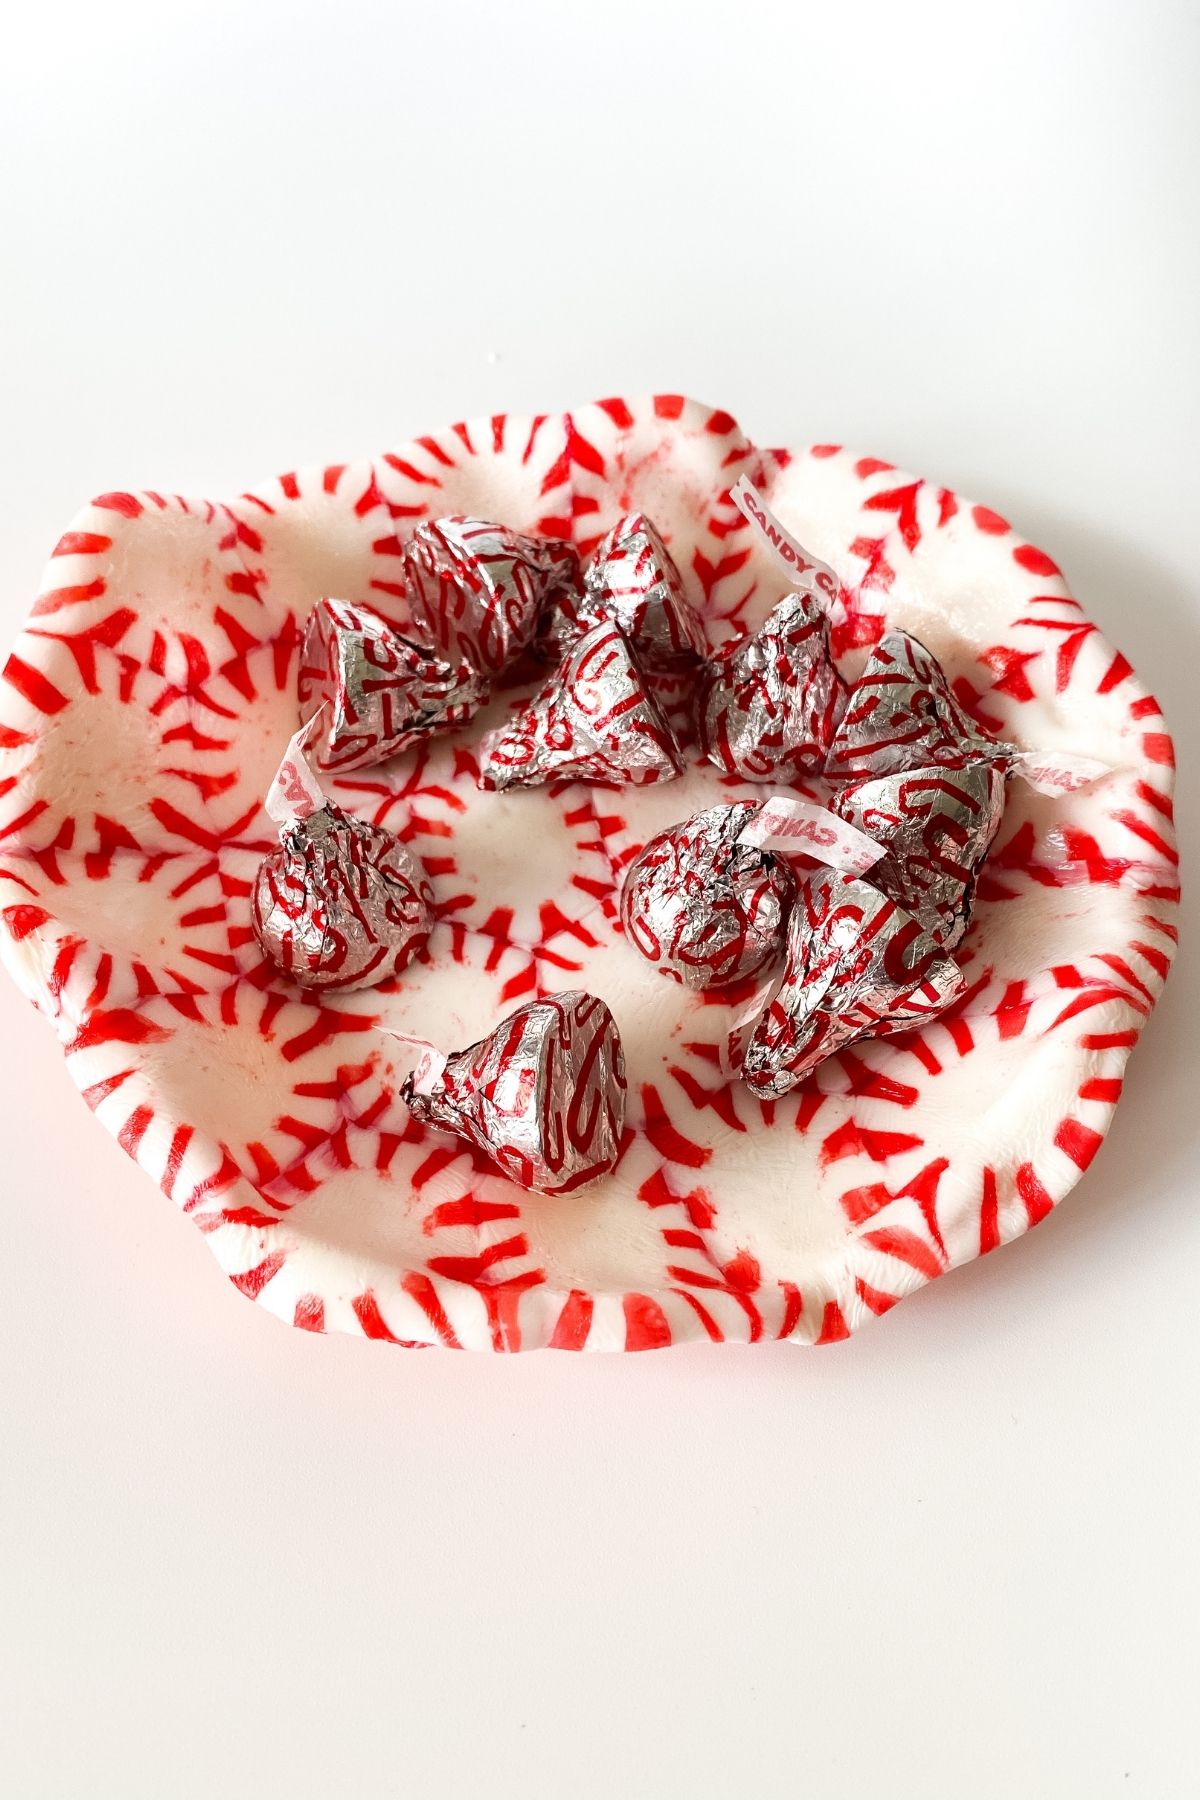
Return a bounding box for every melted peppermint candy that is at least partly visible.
[404,516,581,677]
[253,804,432,992]
[478,620,683,790]
[299,598,487,773]
[698,591,848,780]
[539,511,708,670]
[621,802,795,990]
[831,762,1007,950]
[736,869,963,1099]
[401,990,627,1194]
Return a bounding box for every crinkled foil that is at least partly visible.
[825,629,1010,783]
[539,511,708,670]
[478,620,683,790]
[404,515,581,676]
[698,591,847,780]
[736,869,963,1098]
[832,761,1006,949]
[253,803,432,991]
[621,802,794,989]
[299,598,488,773]
[401,990,627,1194]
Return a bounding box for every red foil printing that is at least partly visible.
[831,762,1006,950]
[253,803,433,991]
[478,620,684,790]
[737,869,963,1098]
[298,598,488,773]
[404,516,581,677]
[400,990,627,1194]
[620,802,795,989]
[825,629,1008,782]
[539,511,708,670]
[698,591,848,780]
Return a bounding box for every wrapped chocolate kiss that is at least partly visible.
[831,762,1006,950]
[298,597,488,773]
[539,511,708,670]
[620,802,796,990]
[404,516,581,677]
[735,869,963,1099]
[824,629,1008,783]
[824,628,1111,797]
[252,714,433,991]
[698,590,847,780]
[478,620,683,790]
[399,990,627,1194]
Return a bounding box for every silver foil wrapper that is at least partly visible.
[479,620,683,790]
[298,598,488,773]
[621,802,795,989]
[698,591,847,780]
[401,990,627,1194]
[404,516,581,677]
[736,869,963,1098]
[825,629,1010,783]
[831,762,1006,950]
[253,803,432,991]
[539,511,708,670]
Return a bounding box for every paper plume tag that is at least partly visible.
[740,796,884,876]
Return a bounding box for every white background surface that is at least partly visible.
[1,3,1196,1795]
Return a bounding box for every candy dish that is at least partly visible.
[0,396,1179,1350]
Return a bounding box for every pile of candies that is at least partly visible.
[252,492,1091,1192]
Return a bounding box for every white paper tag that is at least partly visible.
[266,707,329,826]
[729,475,840,605]
[374,1024,443,1090]
[409,1046,447,1097]
[1010,749,1111,798]
[740,796,885,877]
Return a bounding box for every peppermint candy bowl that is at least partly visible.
[0,397,1179,1352]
